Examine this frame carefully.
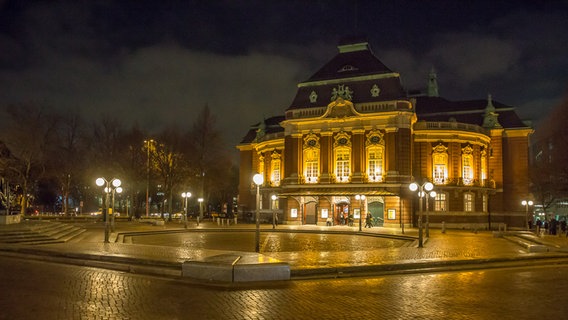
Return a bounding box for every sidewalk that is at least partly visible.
[1,220,568,280]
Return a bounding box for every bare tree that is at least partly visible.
[0,104,59,214]
[152,127,189,219]
[185,104,235,215]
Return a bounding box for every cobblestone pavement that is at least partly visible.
[2,220,568,278]
[1,255,567,320]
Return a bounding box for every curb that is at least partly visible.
[2,244,568,283]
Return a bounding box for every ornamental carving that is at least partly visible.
[331,84,353,101]
[303,132,320,150]
[271,150,281,159]
[334,131,352,148]
[366,130,385,146]
[433,142,448,154]
[370,84,381,97]
[462,144,473,154]
[309,91,318,103]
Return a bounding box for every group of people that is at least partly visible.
[532,218,568,236]
[325,212,375,228]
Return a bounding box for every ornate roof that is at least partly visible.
[286,37,406,111]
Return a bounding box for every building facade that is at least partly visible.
[237,38,533,230]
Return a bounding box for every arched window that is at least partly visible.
[366,131,384,182]
[480,149,487,183]
[462,145,474,185]
[367,147,384,182]
[258,154,264,177]
[432,143,448,184]
[335,148,350,182]
[304,149,319,183]
[303,133,320,184]
[334,132,352,183]
[270,151,281,186]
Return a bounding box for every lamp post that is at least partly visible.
[355,194,366,232]
[253,173,264,253]
[111,185,123,232]
[96,177,121,243]
[522,200,534,231]
[197,198,203,225]
[409,181,434,248]
[271,194,278,229]
[144,139,154,217]
[425,191,436,238]
[182,192,191,229]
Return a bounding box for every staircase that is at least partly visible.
[0,221,86,245]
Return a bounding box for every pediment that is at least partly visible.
[321,98,360,118]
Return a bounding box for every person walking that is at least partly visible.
[365,213,373,228]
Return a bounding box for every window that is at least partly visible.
[304,149,319,183]
[482,194,488,213]
[335,148,350,182]
[481,150,487,182]
[434,193,447,211]
[432,144,448,184]
[462,154,473,185]
[303,134,320,183]
[464,193,474,212]
[367,147,384,182]
[366,131,384,182]
[462,145,474,185]
[258,155,264,177]
[270,156,281,186]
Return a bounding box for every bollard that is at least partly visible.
[197,216,200,226]
[217,217,220,226]
[234,217,238,225]
[442,221,446,234]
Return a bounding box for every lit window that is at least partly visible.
[462,146,474,185]
[258,155,264,178]
[482,194,487,212]
[434,193,447,211]
[335,148,350,182]
[464,193,474,212]
[304,149,319,183]
[432,144,448,184]
[270,156,281,186]
[367,147,384,182]
[481,150,487,182]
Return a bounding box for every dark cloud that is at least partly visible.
[0,0,567,152]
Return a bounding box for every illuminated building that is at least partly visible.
[237,37,533,229]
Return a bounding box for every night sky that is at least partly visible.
[1,0,567,156]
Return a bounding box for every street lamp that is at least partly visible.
[197,198,203,225]
[522,200,534,231]
[271,194,278,229]
[425,191,436,237]
[253,173,264,253]
[182,192,191,229]
[355,194,366,232]
[409,181,434,248]
[96,177,121,243]
[111,185,123,232]
[144,139,154,217]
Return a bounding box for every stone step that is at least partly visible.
[182,252,290,283]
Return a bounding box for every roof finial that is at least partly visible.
[486,93,495,112]
[427,67,439,97]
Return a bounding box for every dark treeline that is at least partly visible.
[0,103,238,218]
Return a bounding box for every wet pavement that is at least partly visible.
[1,219,568,280]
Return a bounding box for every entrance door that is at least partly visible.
[305,202,317,224]
[368,201,384,226]
[335,203,349,225]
